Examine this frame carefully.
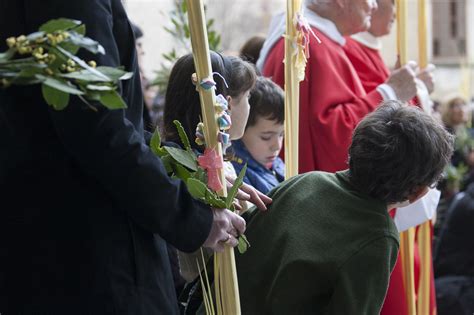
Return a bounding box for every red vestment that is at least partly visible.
[342,37,390,94]
[263,30,383,174]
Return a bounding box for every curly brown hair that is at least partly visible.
[349,100,454,203]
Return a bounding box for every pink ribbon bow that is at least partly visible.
[198,148,224,192]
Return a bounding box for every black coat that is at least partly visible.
[0,0,212,314]
[434,184,474,278]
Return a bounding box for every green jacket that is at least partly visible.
[236,170,399,315]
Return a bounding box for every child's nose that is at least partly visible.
[270,139,282,152]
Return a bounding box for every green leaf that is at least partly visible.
[57,24,87,54]
[0,57,38,67]
[204,192,227,208]
[226,164,247,208]
[207,19,214,29]
[86,84,114,91]
[161,155,174,174]
[56,46,110,81]
[96,66,133,81]
[0,49,15,62]
[173,163,192,182]
[237,234,250,254]
[186,178,207,199]
[99,90,127,109]
[173,120,191,151]
[39,18,81,33]
[42,84,70,110]
[12,67,45,84]
[26,31,46,42]
[36,75,84,95]
[46,46,69,70]
[64,31,105,55]
[163,26,175,36]
[60,69,111,82]
[183,24,190,39]
[186,178,226,208]
[11,77,43,85]
[0,70,19,78]
[73,24,86,36]
[164,146,197,171]
[17,67,45,77]
[83,91,101,101]
[193,167,207,183]
[150,128,167,157]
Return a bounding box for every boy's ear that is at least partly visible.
[226,95,232,109]
[407,186,430,204]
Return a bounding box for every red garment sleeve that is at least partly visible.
[343,37,391,94]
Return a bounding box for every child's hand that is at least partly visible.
[226,175,272,211]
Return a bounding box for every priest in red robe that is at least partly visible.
[257,0,418,174]
[343,0,437,314]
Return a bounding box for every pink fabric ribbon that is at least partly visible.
[198,148,224,192]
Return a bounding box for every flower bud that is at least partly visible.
[33,47,44,55]
[88,60,97,68]
[6,37,16,48]
[18,46,29,55]
[35,37,47,44]
[67,59,76,67]
[47,54,56,63]
[16,35,27,43]
[1,78,11,88]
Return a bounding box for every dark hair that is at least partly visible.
[130,22,143,40]
[240,35,266,64]
[246,76,284,129]
[163,52,256,150]
[349,100,454,203]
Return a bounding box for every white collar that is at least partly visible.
[351,32,382,50]
[304,9,345,46]
[256,8,345,70]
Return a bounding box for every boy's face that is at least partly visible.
[241,117,284,169]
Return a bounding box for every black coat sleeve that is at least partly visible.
[22,0,212,253]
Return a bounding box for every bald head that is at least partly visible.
[305,0,378,36]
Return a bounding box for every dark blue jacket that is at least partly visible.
[231,140,285,194]
[0,1,212,313]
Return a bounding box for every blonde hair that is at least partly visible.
[441,96,468,128]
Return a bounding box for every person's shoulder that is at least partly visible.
[275,171,329,192]
[342,36,364,54]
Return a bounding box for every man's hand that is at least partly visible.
[202,208,246,252]
[386,61,418,102]
[417,63,436,94]
[226,176,272,211]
